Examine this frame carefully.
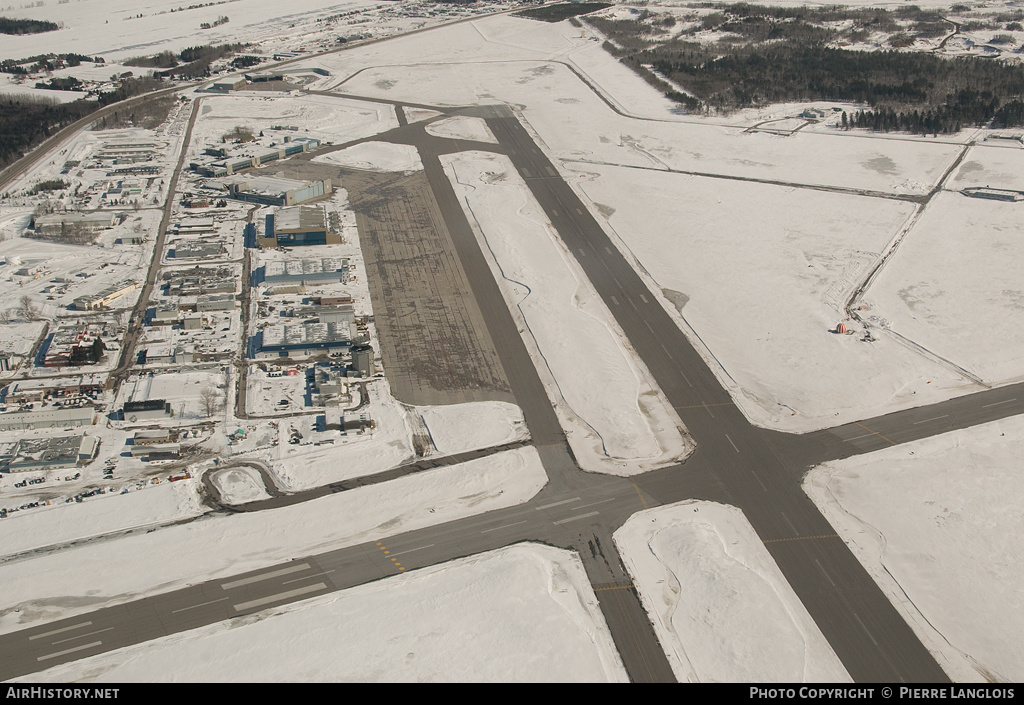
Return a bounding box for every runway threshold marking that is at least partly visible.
[221,563,311,589]
[852,421,898,447]
[37,641,104,662]
[28,622,92,640]
[232,583,327,612]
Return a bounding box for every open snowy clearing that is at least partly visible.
[189,93,398,152]
[864,192,1024,386]
[805,414,1024,683]
[615,501,850,683]
[0,445,546,635]
[0,480,203,558]
[312,141,422,172]
[417,400,527,455]
[574,164,971,431]
[443,151,691,475]
[425,115,497,144]
[0,0,380,62]
[949,142,1024,192]
[24,543,627,683]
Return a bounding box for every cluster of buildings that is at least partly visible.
[43,324,109,368]
[192,137,322,179]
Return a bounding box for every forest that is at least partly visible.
[587,3,1024,132]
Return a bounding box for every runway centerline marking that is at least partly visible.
[221,563,311,589]
[537,497,582,510]
[388,544,435,557]
[553,511,599,525]
[171,597,230,614]
[283,569,336,586]
[51,628,114,646]
[751,470,768,492]
[28,622,92,641]
[571,498,617,511]
[983,398,1016,408]
[853,421,898,447]
[481,520,528,533]
[725,434,740,453]
[233,583,327,612]
[914,415,949,425]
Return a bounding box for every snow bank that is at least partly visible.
[615,501,850,683]
[442,151,692,475]
[313,141,422,172]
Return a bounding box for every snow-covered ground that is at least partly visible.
[863,193,1024,386]
[254,377,526,490]
[23,543,627,683]
[573,164,973,431]
[443,151,692,475]
[0,445,546,635]
[417,400,527,455]
[312,141,422,172]
[0,479,203,558]
[188,93,398,151]
[209,465,271,505]
[805,415,1024,683]
[425,115,497,144]
[615,501,851,683]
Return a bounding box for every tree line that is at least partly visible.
[588,4,1024,133]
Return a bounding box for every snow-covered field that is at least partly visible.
[24,543,627,683]
[805,415,1024,683]
[443,151,692,475]
[418,400,527,455]
[863,193,1024,386]
[0,0,375,62]
[573,164,973,431]
[615,501,850,683]
[0,480,203,558]
[425,115,497,144]
[0,445,546,635]
[312,141,422,172]
[189,94,398,152]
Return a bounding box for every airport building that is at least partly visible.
[221,176,331,207]
[33,212,118,237]
[262,257,349,286]
[0,407,95,432]
[257,322,353,358]
[260,205,339,248]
